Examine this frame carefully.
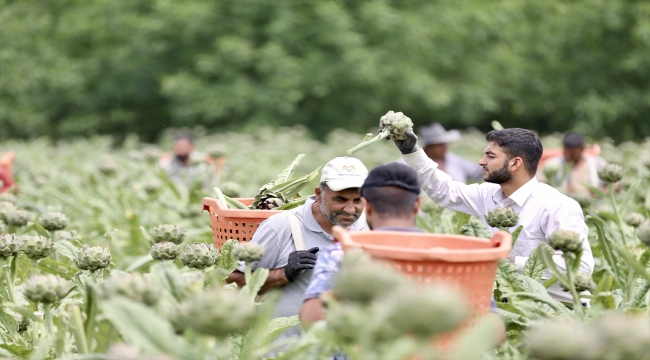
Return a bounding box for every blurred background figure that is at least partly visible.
[537,132,606,195]
[418,123,484,183]
[159,134,213,190]
[0,151,16,193]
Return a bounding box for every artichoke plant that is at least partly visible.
[0,201,14,222]
[22,275,70,304]
[150,242,180,261]
[334,251,407,304]
[637,220,650,246]
[21,235,54,260]
[55,230,79,243]
[38,212,69,231]
[0,233,22,259]
[172,288,255,337]
[101,273,161,306]
[561,271,594,292]
[597,163,624,183]
[6,209,32,227]
[231,242,264,263]
[459,218,492,239]
[142,179,162,195]
[542,164,560,183]
[484,207,520,229]
[151,224,186,244]
[179,243,218,269]
[419,197,440,215]
[527,321,596,360]
[625,212,645,228]
[74,246,112,272]
[548,229,582,253]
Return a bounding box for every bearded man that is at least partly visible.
[393,128,594,304]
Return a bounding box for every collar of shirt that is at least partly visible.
[491,177,539,207]
[300,196,365,236]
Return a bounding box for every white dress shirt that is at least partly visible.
[403,148,595,302]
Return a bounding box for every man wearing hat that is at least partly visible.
[538,132,606,196]
[418,122,484,183]
[226,156,369,339]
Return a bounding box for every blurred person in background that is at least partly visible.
[417,123,484,183]
[0,151,16,193]
[537,132,606,196]
[159,134,213,190]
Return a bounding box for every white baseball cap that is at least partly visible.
[320,157,368,191]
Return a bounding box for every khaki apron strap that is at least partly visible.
[286,212,306,251]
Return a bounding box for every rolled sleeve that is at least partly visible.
[303,244,343,301]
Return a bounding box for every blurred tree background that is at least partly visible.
[1,0,649,143]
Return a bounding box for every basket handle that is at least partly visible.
[332,225,356,247]
[490,231,512,251]
[202,197,220,214]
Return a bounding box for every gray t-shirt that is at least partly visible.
[246,196,366,338]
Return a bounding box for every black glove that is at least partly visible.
[284,247,320,282]
[394,131,420,154]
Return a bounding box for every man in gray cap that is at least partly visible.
[418,122,484,183]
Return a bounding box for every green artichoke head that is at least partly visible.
[7,209,32,227]
[542,164,560,180]
[636,220,650,246]
[101,273,161,306]
[21,235,54,260]
[597,163,624,183]
[379,111,413,140]
[625,212,645,228]
[142,179,162,194]
[0,193,17,204]
[0,233,22,259]
[561,271,594,292]
[55,230,80,243]
[548,229,583,253]
[179,243,218,269]
[150,242,180,261]
[231,242,265,263]
[38,212,69,231]
[74,246,112,272]
[152,224,186,244]
[484,207,520,229]
[22,274,70,304]
[419,196,439,215]
[220,182,243,198]
[0,201,16,222]
[172,288,255,337]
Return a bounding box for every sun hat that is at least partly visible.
[360,162,421,196]
[563,132,586,148]
[418,122,461,147]
[320,157,369,191]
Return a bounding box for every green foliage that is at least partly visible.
[2,0,650,141]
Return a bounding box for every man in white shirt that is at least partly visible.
[393,127,594,303]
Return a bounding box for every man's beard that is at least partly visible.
[484,160,512,184]
[175,154,190,162]
[320,201,361,227]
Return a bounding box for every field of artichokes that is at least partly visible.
[0,126,649,360]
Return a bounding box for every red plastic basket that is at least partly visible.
[332,227,512,350]
[202,197,282,249]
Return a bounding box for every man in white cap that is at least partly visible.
[226,156,368,339]
[418,122,484,183]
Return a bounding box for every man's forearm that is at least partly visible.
[225,268,289,293]
[299,298,325,329]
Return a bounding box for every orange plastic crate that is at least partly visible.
[333,227,512,351]
[202,197,282,249]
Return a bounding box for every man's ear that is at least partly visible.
[315,187,322,202]
[361,198,373,216]
[510,157,524,172]
[413,196,423,215]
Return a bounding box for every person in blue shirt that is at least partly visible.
[299,162,504,344]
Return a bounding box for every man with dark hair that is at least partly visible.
[538,132,606,195]
[393,128,594,303]
[159,133,212,189]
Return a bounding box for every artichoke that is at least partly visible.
[142,147,162,163]
[151,224,186,244]
[347,110,414,154]
[21,235,54,260]
[74,246,112,272]
[38,212,69,231]
[527,321,596,360]
[150,242,180,261]
[98,157,118,175]
[561,271,594,292]
[382,283,468,338]
[594,313,650,360]
[257,195,285,210]
[172,288,255,337]
[6,209,32,227]
[22,275,70,304]
[597,163,624,183]
[142,179,162,195]
[419,197,440,215]
[637,220,650,246]
[570,193,592,209]
[179,243,218,269]
[459,218,492,239]
[231,242,265,263]
[206,144,227,159]
[220,182,242,198]
[334,251,407,304]
[548,229,582,253]
[0,233,22,259]
[55,230,80,243]
[0,221,6,234]
[0,201,15,222]
[484,207,520,229]
[101,273,161,306]
[625,212,645,228]
[542,164,560,183]
[0,193,17,204]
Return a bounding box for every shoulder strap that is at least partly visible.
[286,212,306,251]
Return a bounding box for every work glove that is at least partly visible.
[284,247,320,282]
[394,131,420,155]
